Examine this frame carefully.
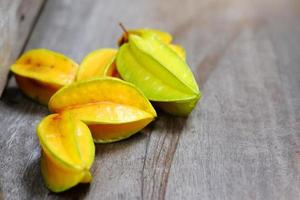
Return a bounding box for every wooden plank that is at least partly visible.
[0,0,45,96]
[166,1,300,199]
[0,0,300,199]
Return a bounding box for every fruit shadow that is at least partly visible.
[92,104,189,165]
[22,153,48,199]
[152,105,189,133]
[93,124,152,157]
[0,77,48,116]
[22,151,91,199]
[21,106,189,199]
[46,184,91,199]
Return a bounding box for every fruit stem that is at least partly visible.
[119,23,129,38]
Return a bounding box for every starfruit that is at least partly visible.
[118,28,172,46]
[118,27,186,60]
[116,33,201,116]
[10,49,78,105]
[37,112,95,192]
[76,49,119,81]
[48,77,156,143]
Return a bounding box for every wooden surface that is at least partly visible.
[1,0,300,199]
[0,0,45,96]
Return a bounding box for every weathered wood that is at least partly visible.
[0,0,300,199]
[0,0,45,96]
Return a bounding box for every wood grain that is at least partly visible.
[0,0,300,199]
[0,0,45,96]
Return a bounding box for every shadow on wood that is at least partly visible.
[22,153,46,199]
[1,77,48,116]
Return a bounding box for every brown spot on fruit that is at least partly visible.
[25,58,31,64]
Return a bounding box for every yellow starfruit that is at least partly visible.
[76,49,119,81]
[118,27,186,62]
[37,112,95,192]
[118,28,172,46]
[11,49,78,105]
[48,77,156,143]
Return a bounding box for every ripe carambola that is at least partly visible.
[37,112,95,192]
[48,77,157,143]
[116,33,201,116]
[10,49,78,105]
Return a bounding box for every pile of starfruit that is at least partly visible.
[10,26,201,192]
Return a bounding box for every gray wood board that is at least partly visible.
[0,0,300,199]
[0,0,45,96]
